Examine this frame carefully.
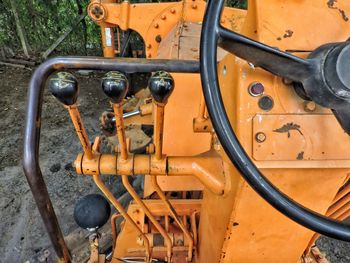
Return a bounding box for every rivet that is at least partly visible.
[192,4,197,9]
[161,14,166,20]
[146,44,152,49]
[221,19,226,23]
[154,23,159,29]
[248,82,264,97]
[170,8,176,14]
[255,132,266,143]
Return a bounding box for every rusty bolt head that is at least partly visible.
[88,3,106,21]
[248,82,265,97]
[304,101,316,112]
[255,132,266,143]
[155,35,162,43]
[282,78,293,85]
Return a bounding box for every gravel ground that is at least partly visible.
[0,66,349,262]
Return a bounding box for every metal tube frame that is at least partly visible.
[23,57,199,262]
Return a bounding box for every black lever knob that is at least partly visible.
[102,71,129,104]
[74,194,111,231]
[49,72,79,106]
[149,71,175,104]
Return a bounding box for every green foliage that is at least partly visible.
[0,0,101,56]
[227,0,248,9]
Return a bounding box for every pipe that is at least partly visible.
[167,156,225,196]
[123,109,141,119]
[67,105,93,159]
[76,153,226,195]
[113,103,128,160]
[111,213,122,250]
[151,176,194,261]
[190,211,199,246]
[92,174,151,261]
[154,104,165,160]
[122,175,173,261]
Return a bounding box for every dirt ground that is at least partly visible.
[1,66,350,262]
[0,66,125,262]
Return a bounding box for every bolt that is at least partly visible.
[248,82,265,97]
[282,78,293,85]
[255,132,266,143]
[304,101,316,112]
[155,35,162,43]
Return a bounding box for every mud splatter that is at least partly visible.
[297,151,304,160]
[273,123,303,138]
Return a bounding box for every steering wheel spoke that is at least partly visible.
[218,26,316,81]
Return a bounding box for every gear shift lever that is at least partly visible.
[49,72,93,159]
[102,71,129,160]
[148,71,175,160]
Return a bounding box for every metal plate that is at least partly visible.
[253,114,350,161]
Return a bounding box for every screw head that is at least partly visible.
[255,132,266,143]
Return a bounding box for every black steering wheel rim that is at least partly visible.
[200,0,350,241]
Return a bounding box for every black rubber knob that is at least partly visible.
[149,71,175,104]
[102,71,129,104]
[74,194,111,230]
[49,72,79,106]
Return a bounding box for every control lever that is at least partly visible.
[102,71,129,160]
[102,71,173,261]
[148,71,175,160]
[149,72,194,262]
[49,72,93,159]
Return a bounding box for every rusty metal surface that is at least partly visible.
[89,0,246,58]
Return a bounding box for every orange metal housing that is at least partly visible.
[81,0,350,262]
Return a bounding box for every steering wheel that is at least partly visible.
[200,0,350,241]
